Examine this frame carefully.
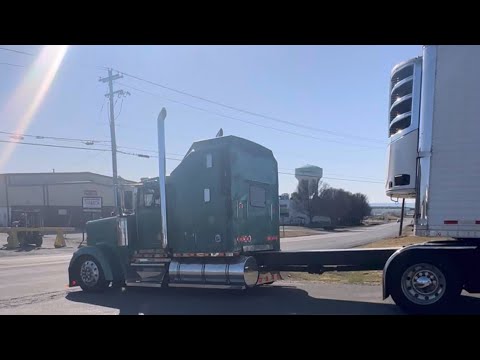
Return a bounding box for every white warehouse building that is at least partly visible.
[0,172,135,228]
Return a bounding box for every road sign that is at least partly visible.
[280,203,289,217]
[82,197,102,212]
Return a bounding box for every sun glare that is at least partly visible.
[0,45,69,170]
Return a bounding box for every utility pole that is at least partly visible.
[99,69,124,216]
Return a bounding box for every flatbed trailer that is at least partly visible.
[253,248,398,273]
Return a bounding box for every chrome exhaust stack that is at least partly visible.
[157,108,168,249]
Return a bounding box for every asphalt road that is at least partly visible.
[281,222,399,251]
[2,280,480,315]
[0,281,403,315]
[0,221,449,315]
[0,254,71,302]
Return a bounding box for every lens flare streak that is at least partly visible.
[0,45,69,170]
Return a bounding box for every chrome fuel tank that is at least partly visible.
[168,256,259,289]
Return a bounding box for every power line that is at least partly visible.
[115,97,125,120]
[0,130,380,181]
[0,62,26,68]
[0,138,184,162]
[0,129,184,157]
[2,47,385,148]
[115,68,384,144]
[0,139,111,152]
[2,46,384,145]
[278,167,383,182]
[116,149,181,161]
[116,145,184,157]
[96,98,108,127]
[0,130,110,144]
[0,47,34,56]
[0,47,386,183]
[278,171,383,184]
[0,46,107,71]
[118,82,385,150]
[0,139,382,184]
[99,99,107,118]
[0,140,156,161]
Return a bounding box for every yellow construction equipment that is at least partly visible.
[0,227,75,249]
[54,229,67,248]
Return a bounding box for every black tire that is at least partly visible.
[18,233,27,247]
[76,256,109,293]
[35,236,43,247]
[389,255,462,314]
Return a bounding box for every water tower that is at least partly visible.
[295,165,323,191]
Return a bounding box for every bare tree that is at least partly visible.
[296,183,372,226]
[290,179,371,227]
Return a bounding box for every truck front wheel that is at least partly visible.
[77,256,108,293]
[389,257,462,314]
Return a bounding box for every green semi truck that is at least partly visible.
[69,109,394,292]
[69,109,284,291]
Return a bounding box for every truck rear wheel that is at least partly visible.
[77,256,108,293]
[389,257,462,314]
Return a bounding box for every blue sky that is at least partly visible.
[0,45,421,203]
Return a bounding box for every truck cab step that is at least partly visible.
[125,261,167,287]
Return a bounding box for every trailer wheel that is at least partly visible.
[77,256,108,293]
[389,256,462,314]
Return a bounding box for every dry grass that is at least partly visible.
[280,230,321,238]
[284,271,383,285]
[284,229,449,285]
[360,235,438,249]
[279,226,324,238]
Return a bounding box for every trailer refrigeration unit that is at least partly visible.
[68,45,480,313]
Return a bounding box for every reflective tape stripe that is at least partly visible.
[444,220,458,225]
[173,252,239,258]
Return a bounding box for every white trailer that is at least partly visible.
[382,45,480,312]
[387,45,480,238]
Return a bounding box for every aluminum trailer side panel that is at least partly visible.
[253,248,398,272]
[417,45,480,238]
